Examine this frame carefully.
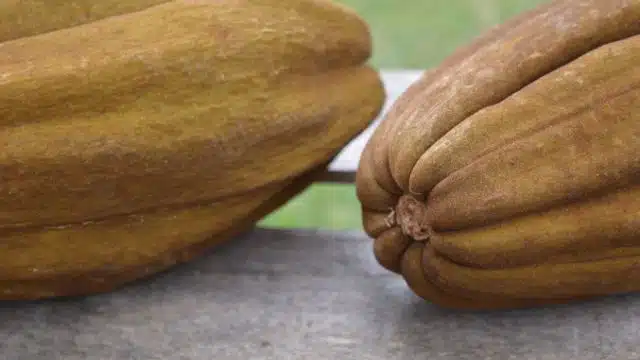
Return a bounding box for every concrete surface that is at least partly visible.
[2,228,639,360]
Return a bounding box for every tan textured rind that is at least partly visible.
[0,0,385,299]
[0,0,172,42]
[356,0,640,310]
[0,162,328,300]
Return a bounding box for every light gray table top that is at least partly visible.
[2,227,639,360]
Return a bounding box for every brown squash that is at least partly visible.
[356,0,640,310]
[0,0,385,299]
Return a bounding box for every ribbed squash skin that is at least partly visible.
[356,0,640,310]
[0,0,385,300]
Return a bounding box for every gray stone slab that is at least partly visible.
[2,228,640,360]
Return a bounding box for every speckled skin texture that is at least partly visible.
[0,0,172,42]
[0,0,385,299]
[356,0,640,309]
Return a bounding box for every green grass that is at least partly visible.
[259,0,551,231]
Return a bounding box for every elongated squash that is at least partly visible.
[356,0,640,310]
[0,0,385,300]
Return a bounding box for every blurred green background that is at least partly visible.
[259,0,551,231]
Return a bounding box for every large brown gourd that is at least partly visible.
[0,0,385,299]
[356,0,640,310]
